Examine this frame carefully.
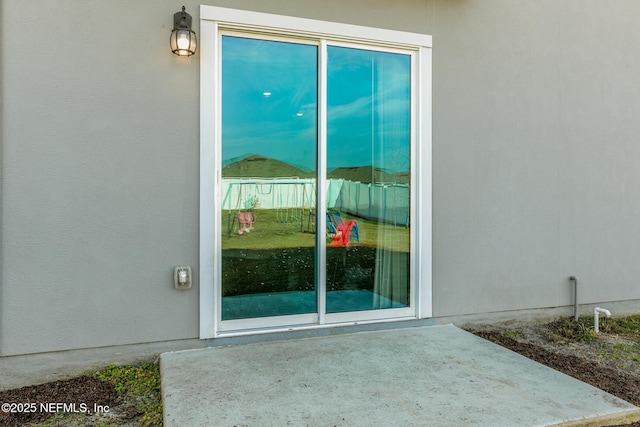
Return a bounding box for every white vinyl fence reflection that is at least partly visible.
[222,178,409,226]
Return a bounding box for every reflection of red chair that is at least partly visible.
[330,219,356,247]
[237,212,256,235]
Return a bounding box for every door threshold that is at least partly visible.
[207,316,435,347]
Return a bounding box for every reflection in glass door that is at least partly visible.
[219,34,413,325]
[220,36,318,321]
[325,46,411,314]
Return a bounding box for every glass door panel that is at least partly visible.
[220,36,318,320]
[325,46,411,314]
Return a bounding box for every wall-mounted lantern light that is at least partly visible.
[170,6,197,56]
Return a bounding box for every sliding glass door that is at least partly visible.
[218,32,414,329]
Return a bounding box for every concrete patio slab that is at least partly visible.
[160,325,640,426]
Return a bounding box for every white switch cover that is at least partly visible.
[174,266,192,290]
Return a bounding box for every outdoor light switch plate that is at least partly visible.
[174,266,192,290]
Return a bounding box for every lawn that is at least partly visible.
[221,208,410,253]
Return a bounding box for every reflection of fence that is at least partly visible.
[331,179,409,227]
[222,178,316,210]
[221,178,409,226]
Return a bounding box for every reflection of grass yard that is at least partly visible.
[221,209,409,252]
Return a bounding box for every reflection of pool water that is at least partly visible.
[221,246,409,320]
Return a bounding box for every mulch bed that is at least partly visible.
[0,376,118,426]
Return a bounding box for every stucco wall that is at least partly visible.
[1,1,203,356]
[432,0,640,316]
[1,0,640,356]
[0,0,433,356]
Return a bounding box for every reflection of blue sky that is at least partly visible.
[222,36,411,173]
[222,36,318,170]
[328,46,410,172]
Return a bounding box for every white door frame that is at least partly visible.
[199,6,432,339]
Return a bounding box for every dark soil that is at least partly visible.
[0,376,118,426]
[473,330,640,427]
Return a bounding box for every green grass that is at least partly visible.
[548,317,598,342]
[549,315,640,344]
[497,329,523,340]
[602,342,640,361]
[221,209,410,252]
[34,362,162,427]
[94,363,163,427]
[595,314,640,338]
